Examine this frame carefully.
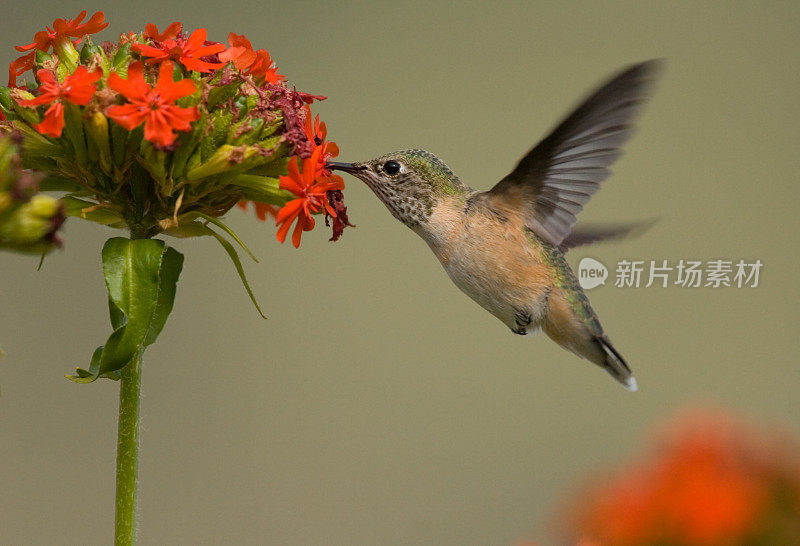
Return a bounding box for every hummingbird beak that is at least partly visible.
[326,161,366,174]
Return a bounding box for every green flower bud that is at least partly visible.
[0,194,60,244]
[85,112,113,175]
[28,193,60,218]
[0,191,11,213]
[53,40,79,73]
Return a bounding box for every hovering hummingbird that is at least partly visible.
[328,60,660,391]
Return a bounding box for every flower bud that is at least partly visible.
[85,112,112,174]
[0,191,11,212]
[0,194,62,244]
[53,40,80,73]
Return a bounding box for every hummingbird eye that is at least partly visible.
[382,160,401,176]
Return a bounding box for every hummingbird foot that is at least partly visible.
[512,309,533,335]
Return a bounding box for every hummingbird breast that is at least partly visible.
[419,196,555,332]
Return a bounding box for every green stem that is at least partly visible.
[114,355,142,545]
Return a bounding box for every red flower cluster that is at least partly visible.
[567,410,800,546]
[9,11,108,87]
[133,23,225,73]
[5,10,348,246]
[106,62,199,147]
[219,33,284,84]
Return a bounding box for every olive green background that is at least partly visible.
[1,1,798,544]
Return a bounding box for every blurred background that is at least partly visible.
[1,1,798,544]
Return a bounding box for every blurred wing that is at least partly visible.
[559,219,657,251]
[487,60,661,246]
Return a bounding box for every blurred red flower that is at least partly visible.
[565,409,800,546]
[236,201,279,222]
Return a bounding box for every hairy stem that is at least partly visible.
[114,355,142,545]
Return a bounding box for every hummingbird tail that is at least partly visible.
[542,288,637,391]
[596,335,637,392]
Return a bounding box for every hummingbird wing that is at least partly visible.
[486,60,661,247]
[559,219,658,251]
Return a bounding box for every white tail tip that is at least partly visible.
[623,376,639,392]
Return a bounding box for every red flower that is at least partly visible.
[275,148,345,247]
[15,10,108,53]
[248,49,284,83]
[106,61,200,147]
[8,52,35,87]
[9,10,107,87]
[144,22,182,42]
[303,106,339,174]
[218,33,258,71]
[237,201,279,221]
[218,33,284,83]
[17,67,102,137]
[133,27,225,73]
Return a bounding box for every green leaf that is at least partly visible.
[144,246,183,346]
[14,122,68,161]
[108,295,125,329]
[206,82,241,109]
[182,211,258,262]
[161,220,267,318]
[12,103,42,127]
[209,229,267,319]
[67,238,184,382]
[0,87,14,118]
[40,174,83,193]
[67,346,104,383]
[61,196,124,225]
[161,220,213,238]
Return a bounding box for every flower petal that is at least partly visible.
[154,72,197,102]
[291,215,306,247]
[161,105,199,132]
[275,199,303,224]
[107,62,149,101]
[132,43,169,59]
[106,103,148,130]
[143,109,177,147]
[146,22,181,42]
[178,56,223,73]
[34,102,65,137]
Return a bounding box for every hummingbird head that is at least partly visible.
[328,149,467,228]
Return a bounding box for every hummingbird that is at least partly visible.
[328,60,660,391]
